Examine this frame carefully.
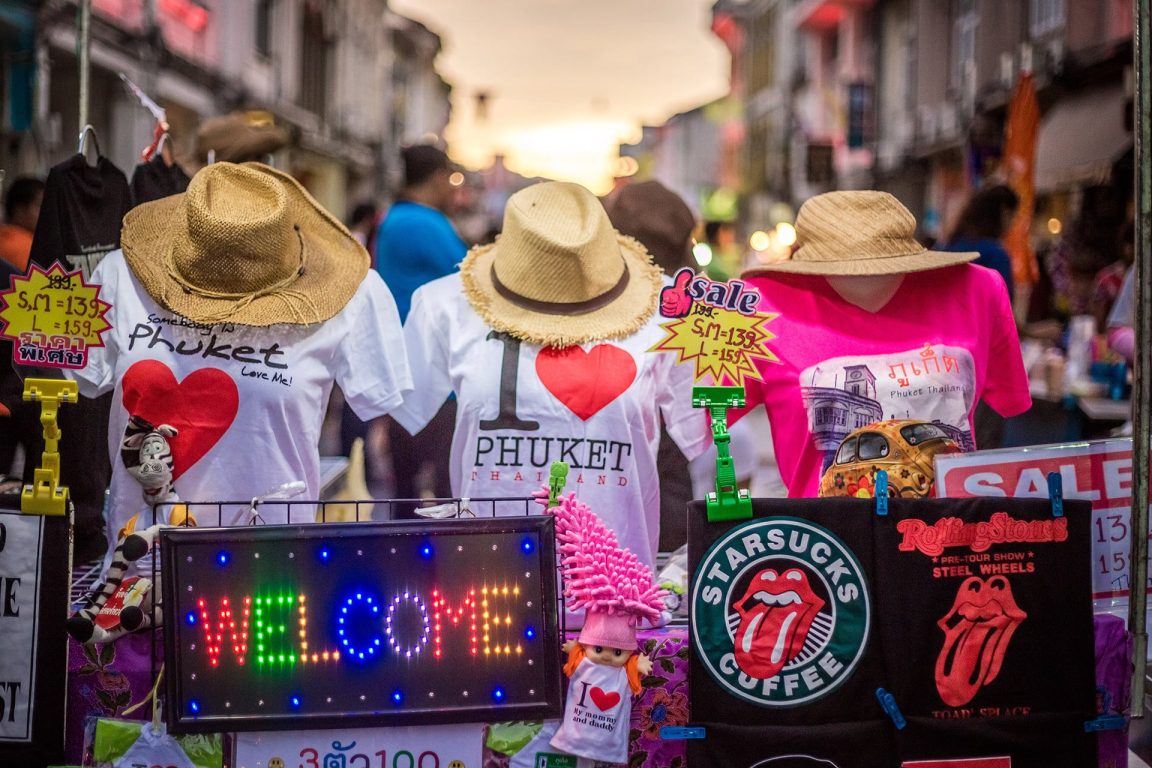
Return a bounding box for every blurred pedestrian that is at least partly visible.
[939,184,1018,300]
[347,201,380,254]
[1091,221,1134,331]
[0,176,45,271]
[605,181,697,549]
[376,145,465,509]
[938,185,1020,450]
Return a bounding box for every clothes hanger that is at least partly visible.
[155,132,173,167]
[77,124,101,166]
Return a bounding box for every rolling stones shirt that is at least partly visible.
[737,265,1031,497]
[393,273,710,571]
[67,252,411,562]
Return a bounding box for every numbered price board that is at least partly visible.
[233,723,483,768]
[0,262,110,368]
[935,438,1145,605]
[161,518,562,733]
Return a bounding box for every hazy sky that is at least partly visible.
[389,0,730,192]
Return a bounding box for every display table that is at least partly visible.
[64,627,689,767]
[63,622,1121,767]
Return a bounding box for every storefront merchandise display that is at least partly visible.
[726,191,1031,497]
[65,162,411,567]
[688,497,1097,767]
[395,182,708,571]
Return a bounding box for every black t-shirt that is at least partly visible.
[23,153,132,532]
[130,155,190,206]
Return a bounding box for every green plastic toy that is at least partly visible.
[692,385,753,522]
[548,461,569,507]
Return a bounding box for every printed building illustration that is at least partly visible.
[801,364,884,472]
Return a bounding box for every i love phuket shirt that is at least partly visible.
[737,264,1031,497]
[67,251,411,555]
[393,273,710,570]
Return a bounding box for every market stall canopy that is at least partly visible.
[1035,85,1131,192]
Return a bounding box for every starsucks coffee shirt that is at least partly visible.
[67,252,411,559]
[394,273,710,570]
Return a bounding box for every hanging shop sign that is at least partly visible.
[233,723,484,768]
[0,261,111,368]
[161,517,562,733]
[650,268,779,387]
[934,438,1145,604]
[687,497,1097,768]
[0,508,70,765]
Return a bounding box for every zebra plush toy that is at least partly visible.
[66,416,195,644]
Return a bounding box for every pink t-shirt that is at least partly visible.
[736,264,1031,497]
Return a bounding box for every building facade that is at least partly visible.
[1,0,452,218]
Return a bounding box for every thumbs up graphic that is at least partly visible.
[660,269,695,318]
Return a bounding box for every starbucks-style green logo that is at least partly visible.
[691,517,871,707]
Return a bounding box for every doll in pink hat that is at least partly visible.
[546,492,667,764]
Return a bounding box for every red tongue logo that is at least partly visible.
[935,576,1027,707]
[731,567,825,679]
[589,686,621,711]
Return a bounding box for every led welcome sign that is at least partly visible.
[160,517,562,733]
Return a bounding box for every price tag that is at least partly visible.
[649,268,779,386]
[0,262,111,369]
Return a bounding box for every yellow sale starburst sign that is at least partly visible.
[649,269,779,386]
[0,262,111,369]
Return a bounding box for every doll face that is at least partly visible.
[584,644,632,667]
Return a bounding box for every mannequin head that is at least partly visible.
[825,273,905,312]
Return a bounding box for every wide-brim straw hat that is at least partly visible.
[122,162,368,326]
[461,181,662,348]
[196,110,290,163]
[744,190,977,277]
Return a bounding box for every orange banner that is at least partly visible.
[1002,72,1040,285]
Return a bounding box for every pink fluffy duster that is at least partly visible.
[547,492,666,625]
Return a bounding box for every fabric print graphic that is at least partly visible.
[935,576,1027,707]
[800,344,976,473]
[536,344,638,421]
[692,517,870,708]
[121,359,239,479]
[732,568,827,679]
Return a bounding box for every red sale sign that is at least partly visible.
[935,438,1146,603]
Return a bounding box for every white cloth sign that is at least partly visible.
[394,274,709,570]
[934,437,1144,606]
[233,723,484,768]
[67,252,411,563]
[0,512,44,741]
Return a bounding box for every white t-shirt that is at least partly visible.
[68,251,411,553]
[393,274,709,569]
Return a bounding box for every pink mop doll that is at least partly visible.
[546,492,667,764]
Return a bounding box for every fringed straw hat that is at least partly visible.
[744,190,977,277]
[460,181,662,348]
[121,162,367,326]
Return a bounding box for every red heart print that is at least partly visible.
[589,686,621,712]
[121,360,240,480]
[535,345,637,421]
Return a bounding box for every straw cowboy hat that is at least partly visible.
[196,110,290,164]
[461,181,662,347]
[744,190,977,277]
[122,162,368,326]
